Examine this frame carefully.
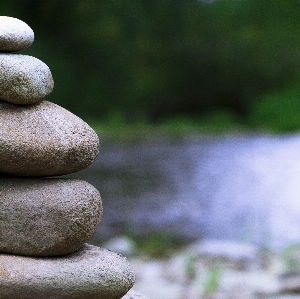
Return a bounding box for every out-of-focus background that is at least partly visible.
[4,1,300,298]
[4,0,300,130]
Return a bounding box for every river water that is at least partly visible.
[70,133,300,251]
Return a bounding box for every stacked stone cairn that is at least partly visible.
[0,16,136,299]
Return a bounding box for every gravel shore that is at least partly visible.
[102,237,300,299]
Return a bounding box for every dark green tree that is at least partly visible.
[1,0,300,123]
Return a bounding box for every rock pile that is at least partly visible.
[0,16,136,299]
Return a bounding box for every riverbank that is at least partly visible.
[97,236,300,299]
[86,111,254,143]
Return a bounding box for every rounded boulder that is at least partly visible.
[0,100,100,176]
[0,54,54,104]
[0,244,135,299]
[0,178,102,256]
[0,16,34,52]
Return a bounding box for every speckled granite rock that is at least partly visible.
[0,16,34,52]
[0,100,100,176]
[0,15,136,299]
[0,54,54,104]
[0,178,102,256]
[0,244,135,299]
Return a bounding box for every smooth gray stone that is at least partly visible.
[0,100,100,176]
[0,178,102,256]
[0,16,34,52]
[0,54,54,104]
[0,244,135,299]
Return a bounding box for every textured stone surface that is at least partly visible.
[0,54,54,104]
[0,16,34,52]
[0,100,100,176]
[0,178,102,256]
[0,244,135,299]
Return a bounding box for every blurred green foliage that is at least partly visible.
[127,231,186,258]
[2,0,300,130]
[251,75,300,132]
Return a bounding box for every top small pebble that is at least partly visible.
[0,16,34,52]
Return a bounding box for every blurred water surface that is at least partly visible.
[71,134,300,251]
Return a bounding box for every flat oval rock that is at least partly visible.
[0,100,100,176]
[0,16,34,52]
[0,178,102,256]
[0,244,135,299]
[0,54,54,104]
